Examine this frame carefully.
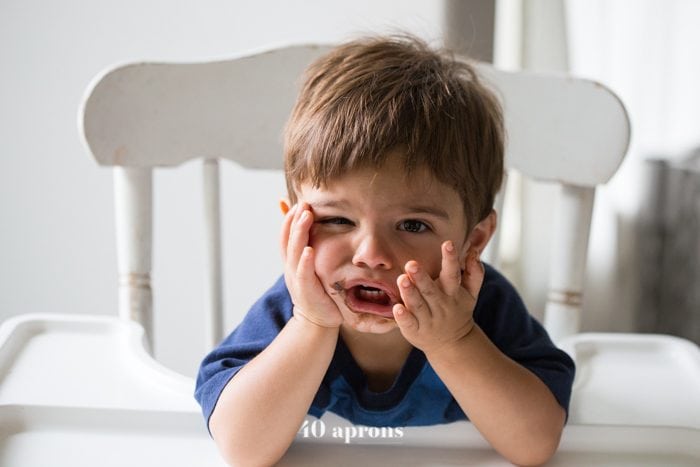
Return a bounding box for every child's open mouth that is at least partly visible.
[344,283,398,319]
[355,285,392,305]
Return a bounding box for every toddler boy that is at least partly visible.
[196,35,575,466]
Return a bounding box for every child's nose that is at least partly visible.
[352,233,394,270]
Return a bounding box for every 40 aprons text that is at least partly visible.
[298,419,405,444]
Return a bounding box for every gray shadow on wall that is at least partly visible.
[636,149,700,344]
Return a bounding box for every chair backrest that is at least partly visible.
[79,44,630,350]
[477,65,630,342]
[80,45,331,350]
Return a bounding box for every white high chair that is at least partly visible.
[0,44,698,466]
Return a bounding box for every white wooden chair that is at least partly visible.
[0,44,698,466]
[476,65,700,430]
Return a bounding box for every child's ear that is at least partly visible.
[279,197,291,215]
[463,210,498,259]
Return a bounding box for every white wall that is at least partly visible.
[565,0,700,333]
[0,0,462,377]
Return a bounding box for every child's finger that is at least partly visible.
[285,205,304,266]
[397,271,431,322]
[438,240,462,296]
[462,249,485,300]
[279,204,298,261]
[404,261,442,310]
[286,204,312,270]
[297,246,316,286]
[393,303,418,336]
[295,246,336,328]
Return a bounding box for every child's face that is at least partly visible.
[295,156,471,335]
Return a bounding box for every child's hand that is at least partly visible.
[392,241,483,355]
[280,203,343,329]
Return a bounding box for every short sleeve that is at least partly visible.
[194,276,293,430]
[474,265,576,414]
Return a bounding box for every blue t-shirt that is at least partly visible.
[195,264,575,428]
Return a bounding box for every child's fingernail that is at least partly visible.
[406,262,418,274]
[445,241,454,252]
[400,276,411,288]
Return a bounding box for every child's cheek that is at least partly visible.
[308,222,321,245]
[307,224,334,248]
[308,238,336,284]
[400,237,450,279]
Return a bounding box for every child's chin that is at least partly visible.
[343,312,398,334]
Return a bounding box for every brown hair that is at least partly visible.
[284,35,504,228]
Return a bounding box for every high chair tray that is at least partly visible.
[1,315,699,465]
[0,406,698,467]
[0,313,197,411]
[0,405,226,466]
[288,421,700,466]
[559,333,700,428]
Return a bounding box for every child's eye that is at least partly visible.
[318,217,354,226]
[398,220,429,233]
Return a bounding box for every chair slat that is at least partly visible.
[113,166,153,351]
[203,158,224,348]
[544,185,596,341]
